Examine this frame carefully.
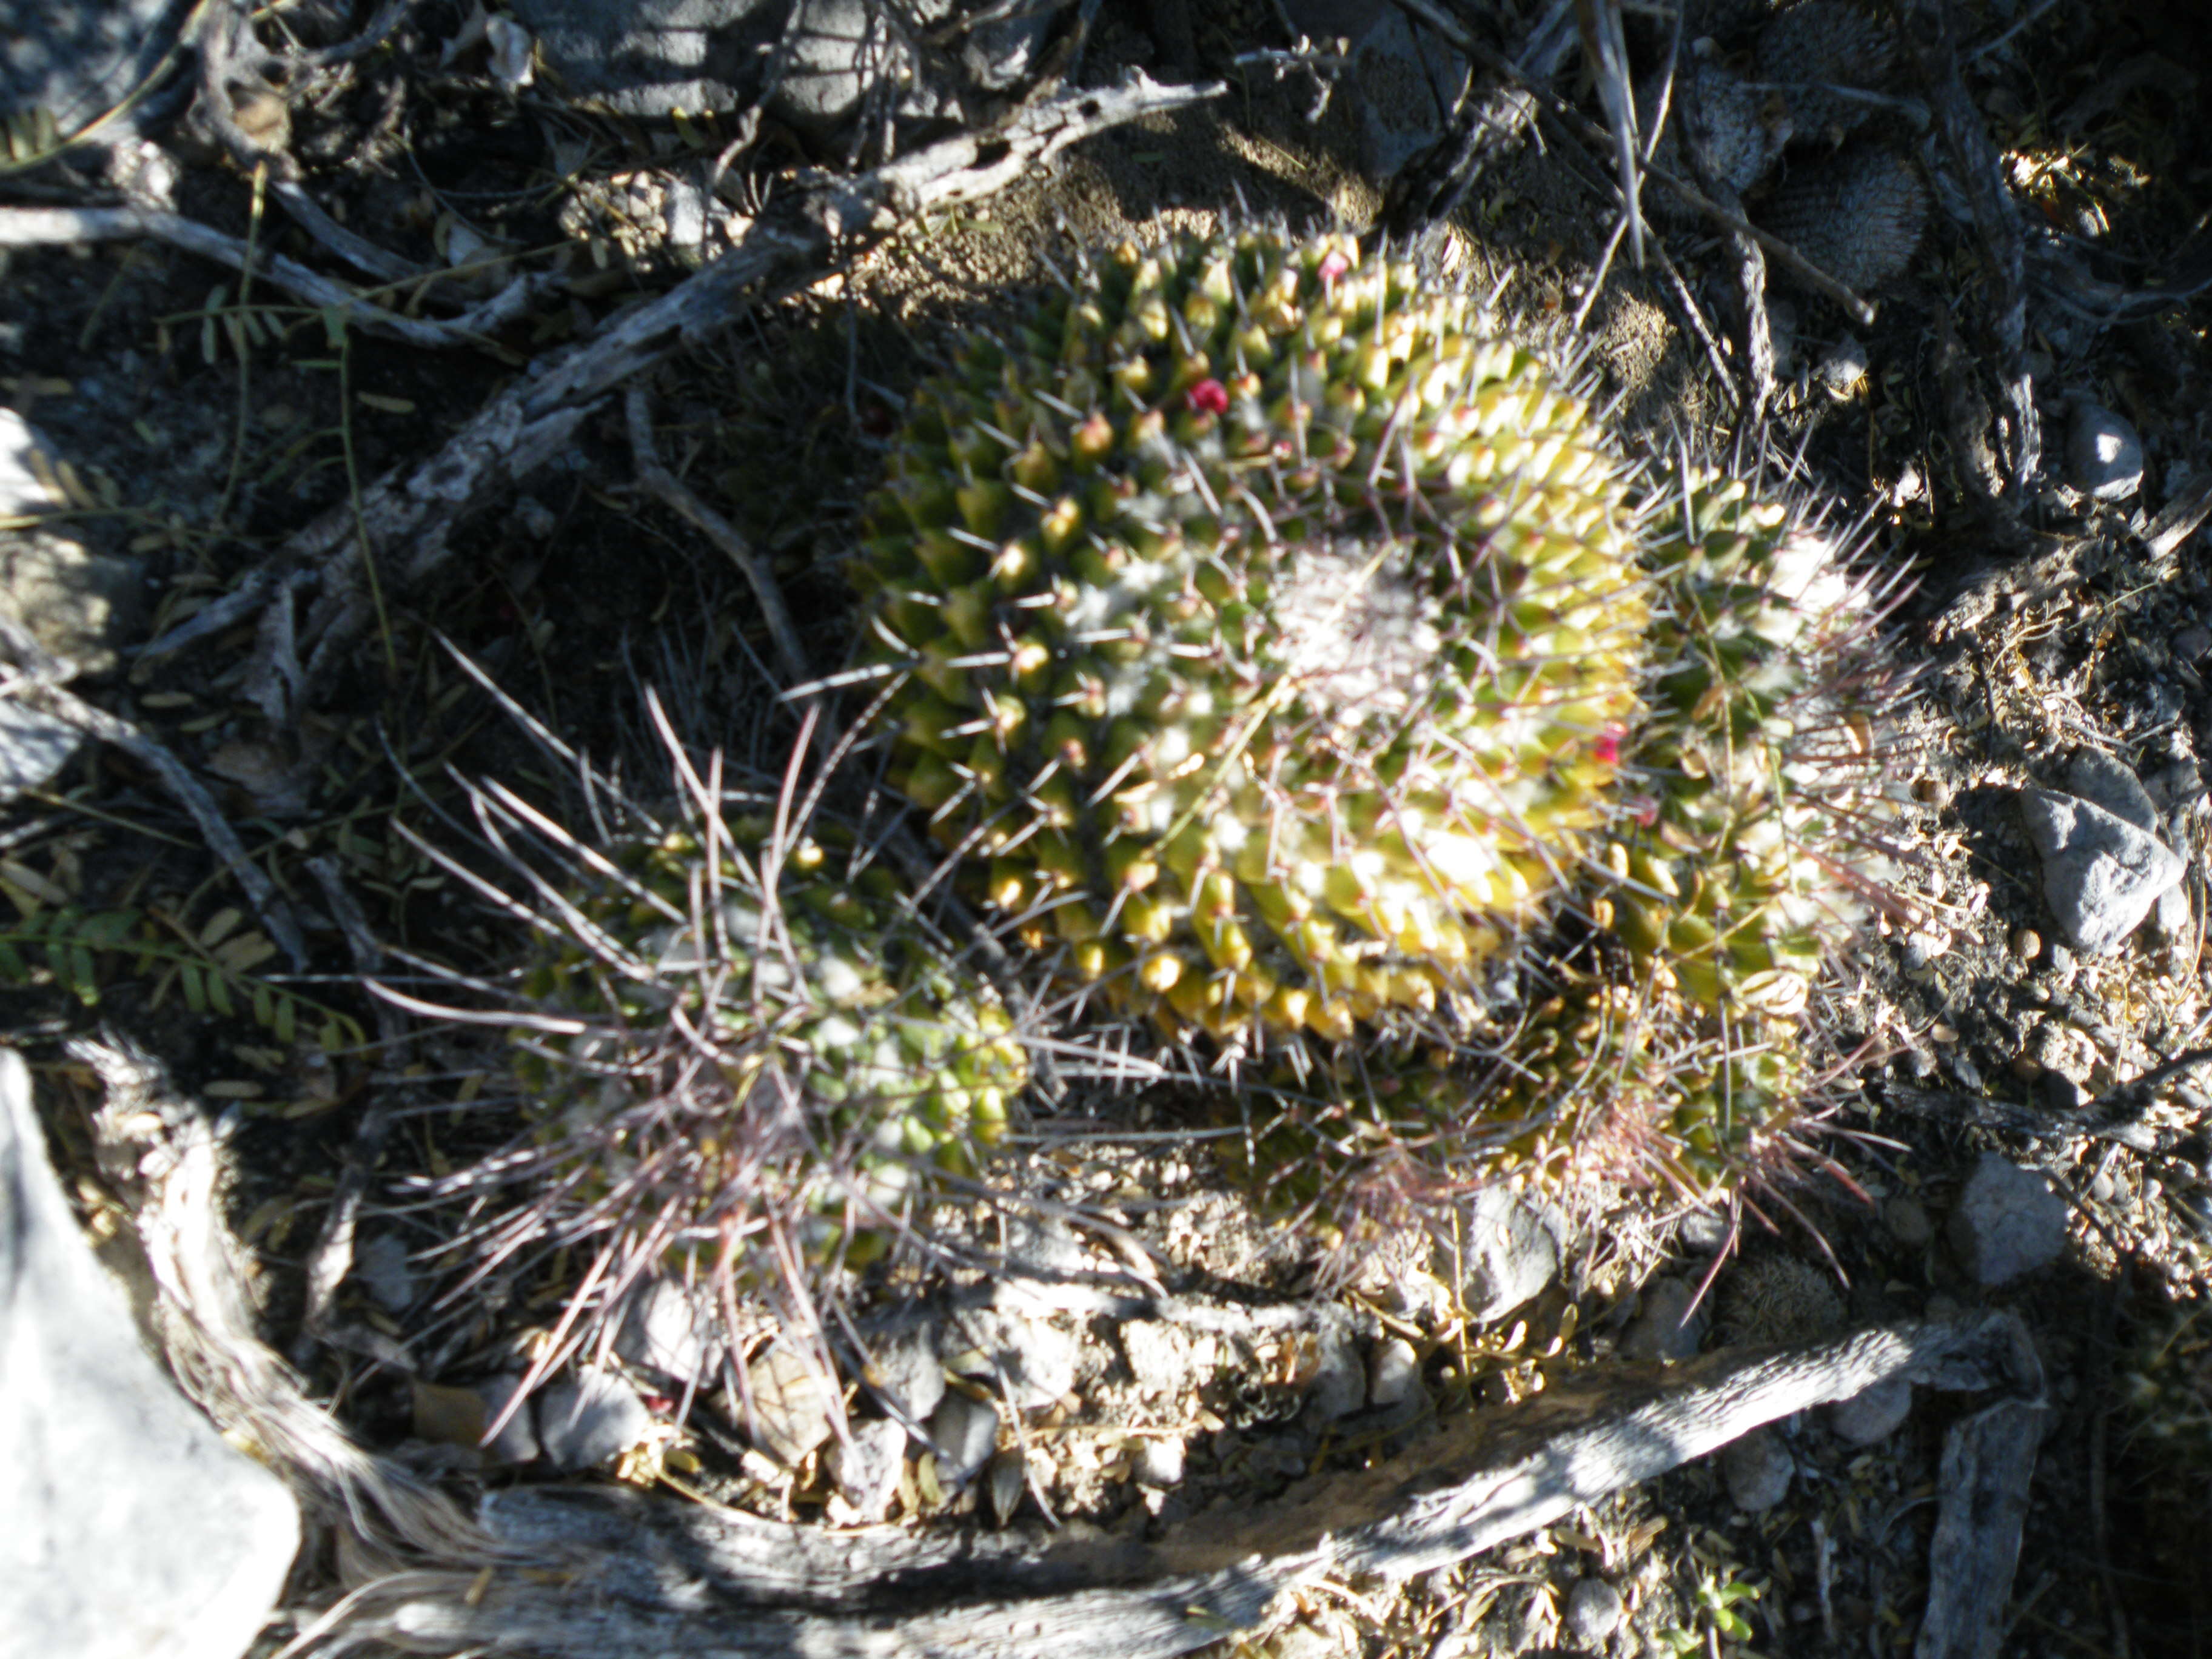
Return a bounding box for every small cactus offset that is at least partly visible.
[414,757,1030,1363]
[854,230,1648,1041]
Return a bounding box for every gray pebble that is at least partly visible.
[351,1233,414,1313]
[2089,1171,2117,1204]
[1885,1195,1933,1247]
[475,1373,542,1466]
[858,1325,945,1426]
[538,1369,654,1471]
[2066,400,2145,501]
[741,1343,836,1467]
[1443,1186,1560,1322]
[1721,1427,1793,1512]
[1367,1338,1422,1410]
[927,1390,999,1486]
[1623,1278,1707,1362]
[830,1419,906,1523]
[2019,786,2186,956]
[2175,625,2212,663]
[1948,1152,2070,1285]
[1829,1374,1912,1444]
[1564,1577,1625,1647]
[1300,1321,1367,1424]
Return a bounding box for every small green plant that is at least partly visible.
[1658,1567,1765,1655]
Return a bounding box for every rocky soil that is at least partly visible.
[7,1,2212,1657]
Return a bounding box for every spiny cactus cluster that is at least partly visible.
[855,231,1647,1041]
[420,772,1029,1356]
[856,228,1908,1210]
[429,230,1907,1381]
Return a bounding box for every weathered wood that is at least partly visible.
[172,70,1220,717]
[310,1315,2037,1659]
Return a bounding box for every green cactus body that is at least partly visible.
[1237,472,1895,1207]
[518,826,1026,1259]
[855,232,1646,1039]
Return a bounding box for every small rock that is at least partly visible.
[740,1342,836,1467]
[1623,1278,1707,1362]
[1721,1427,1794,1512]
[927,1390,999,1486]
[1885,1195,1933,1247]
[537,1367,654,1471]
[2174,625,2212,663]
[1135,1435,1186,1487]
[1441,1185,1559,1322]
[0,529,147,672]
[2151,879,2193,948]
[1564,1577,1625,1647]
[1299,1319,1367,1424]
[350,1233,414,1313]
[1830,1374,1912,1444]
[830,1418,905,1522]
[616,1277,723,1383]
[1902,929,1949,970]
[2067,749,2162,833]
[2089,1170,2117,1204]
[1678,1207,1731,1253]
[476,1373,542,1464]
[2019,786,2186,955]
[0,699,81,801]
[1817,333,1870,393]
[1949,1052,1985,1092]
[2009,926,2042,961]
[0,407,63,517]
[857,1323,945,1425]
[2066,399,2145,501]
[1,1047,299,1659]
[942,1307,1077,1412]
[1948,1152,2070,1286]
[1367,1337,1422,1410]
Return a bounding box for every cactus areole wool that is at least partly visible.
[853,232,1648,1039]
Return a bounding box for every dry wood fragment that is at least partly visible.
[138,70,1218,722]
[301,1314,2038,1658]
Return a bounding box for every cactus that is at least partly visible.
[415,768,1030,1367]
[1758,142,1928,293]
[853,230,1648,1041]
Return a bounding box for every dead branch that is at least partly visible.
[0,204,503,350]
[302,1313,2037,1658]
[143,70,1218,719]
[625,386,812,685]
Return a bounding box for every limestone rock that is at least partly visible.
[2019,786,2186,956]
[1,1047,299,1659]
[1948,1153,2069,1287]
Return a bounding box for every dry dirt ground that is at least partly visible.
[10,1,2212,1655]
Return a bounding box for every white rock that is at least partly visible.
[0,697,81,800]
[615,1277,723,1383]
[739,1342,835,1467]
[0,408,63,517]
[2019,787,2185,955]
[1,1048,299,1659]
[1830,1374,1912,1444]
[829,1418,906,1523]
[1720,1427,1793,1512]
[1948,1153,2070,1286]
[537,1368,654,1470]
[1564,1577,1625,1646]
[2066,400,2144,501]
[1134,1434,1186,1488]
[927,1390,998,1486]
[1366,1337,1421,1410]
